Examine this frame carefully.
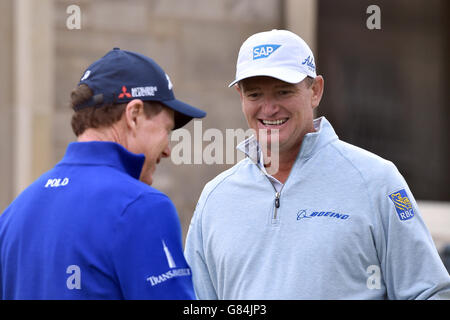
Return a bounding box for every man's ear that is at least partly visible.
[235,83,244,98]
[235,83,246,113]
[311,75,324,109]
[124,99,144,132]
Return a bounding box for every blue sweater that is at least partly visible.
[185,117,450,299]
[0,141,195,299]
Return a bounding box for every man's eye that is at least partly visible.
[247,93,260,99]
[279,90,292,95]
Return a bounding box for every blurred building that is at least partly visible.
[317,0,449,201]
[0,0,448,249]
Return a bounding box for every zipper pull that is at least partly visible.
[273,192,281,223]
[275,192,280,208]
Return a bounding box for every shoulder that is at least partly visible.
[95,168,174,213]
[330,139,401,184]
[201,158,251,200]
[117,187,181,238]
[193,158,252,217]
[123,186,175,217]
[328,139,414,224]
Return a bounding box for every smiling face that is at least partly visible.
[237,76,323,159]
[125,101,174,185]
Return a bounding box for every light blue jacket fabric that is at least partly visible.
[185,117,450,299]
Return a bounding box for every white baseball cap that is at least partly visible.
[229,29,317,87]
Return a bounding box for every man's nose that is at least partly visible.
[162,145,171,158]
[261,96,280,116]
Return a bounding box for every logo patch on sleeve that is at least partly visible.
[389,189,414,221]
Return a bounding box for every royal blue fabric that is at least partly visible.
[0,141,195,300]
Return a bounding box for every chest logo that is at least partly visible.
[45,177,69,188]
[296,209,349,221]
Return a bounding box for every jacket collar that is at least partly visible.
[297,116,338,160]
[59,141,145,180]
[237,116,338,166]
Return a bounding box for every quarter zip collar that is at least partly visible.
[59,141,146,180]
[296,116,338,161]
[237,116,338,168]
[237,116,339,222]
[236,134,263,167]
[236,133,283,191]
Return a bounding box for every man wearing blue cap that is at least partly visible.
[185,30,450,299]
[0,48,206,299]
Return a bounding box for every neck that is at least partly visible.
[266,121,318,183]
[264,140,302,184]
[77,125,125,146]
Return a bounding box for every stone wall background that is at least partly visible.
[52,0,282,240]
[0,0,14,212]
[1,0,448,250]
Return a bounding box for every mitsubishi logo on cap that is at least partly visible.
[118,86,132,98]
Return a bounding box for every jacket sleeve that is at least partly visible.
[374,162,450,299]
[184,195,218,300]
[111,193,195,300]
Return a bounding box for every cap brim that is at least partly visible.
[228,67,308,87]
[162,99,206,130]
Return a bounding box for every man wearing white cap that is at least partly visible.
[185,30,450,299]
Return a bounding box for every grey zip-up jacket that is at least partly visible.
[185,117,450,299]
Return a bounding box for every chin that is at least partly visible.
[257,133,286,147]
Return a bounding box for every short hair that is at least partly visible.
[237,76,315,90]
[70,84,163,136]
[303,76,315,88]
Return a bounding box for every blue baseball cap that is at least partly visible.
[74,48,206,129]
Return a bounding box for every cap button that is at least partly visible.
[113,47,120,50]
